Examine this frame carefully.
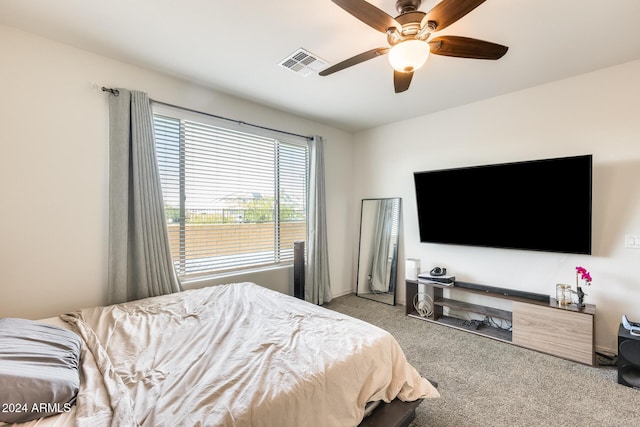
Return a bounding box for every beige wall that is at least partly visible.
[352,59,640,353]
[0,24,355,319]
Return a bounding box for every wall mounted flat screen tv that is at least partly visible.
[414,155,592,255]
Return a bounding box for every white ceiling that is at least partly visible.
[2,0,640,132]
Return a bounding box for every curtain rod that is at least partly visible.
[101,87,313,141]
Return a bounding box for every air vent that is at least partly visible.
[279,48,328,77]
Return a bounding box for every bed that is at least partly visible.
[2,282,439,426]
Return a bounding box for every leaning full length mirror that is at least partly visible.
[356,198,401,305]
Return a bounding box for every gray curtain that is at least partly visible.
[305,136,332,305]
[107,89,181,304]
[368,199,394,293]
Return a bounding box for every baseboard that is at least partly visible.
[333,289,355,298]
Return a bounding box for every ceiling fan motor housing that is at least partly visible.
[388,11,428,45]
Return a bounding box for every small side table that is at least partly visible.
[618,323,640,388]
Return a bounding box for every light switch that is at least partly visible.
[625,234,640,248]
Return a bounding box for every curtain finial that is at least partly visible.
[101,87,120,96]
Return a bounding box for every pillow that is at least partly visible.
[0,318,81,424]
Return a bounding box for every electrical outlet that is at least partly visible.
[625,234,640,248]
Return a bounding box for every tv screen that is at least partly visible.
[414,155,592,254]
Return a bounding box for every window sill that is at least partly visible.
[180,264,294,291]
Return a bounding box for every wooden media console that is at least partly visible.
[405,279,596,365]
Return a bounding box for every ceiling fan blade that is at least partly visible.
[319,48,389,76]
[429,36,508,59]
[421,0,486,31]
[394,70,414,93]
[332,0,401,33]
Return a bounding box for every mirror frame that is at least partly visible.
[356,198,401,306]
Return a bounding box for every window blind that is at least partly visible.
[153,108,308,278]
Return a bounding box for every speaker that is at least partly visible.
[618,324,640,388]
[405,259,420,281]
[293,241,305,300]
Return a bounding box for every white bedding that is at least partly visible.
[11,282,438,426]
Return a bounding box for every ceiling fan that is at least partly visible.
[319,0,508,93]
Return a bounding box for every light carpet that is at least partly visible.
[324,293,640,427]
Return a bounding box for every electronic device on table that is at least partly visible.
[622,314,640,336]
[418,267,454,286]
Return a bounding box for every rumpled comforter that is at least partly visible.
[61,282,438,426]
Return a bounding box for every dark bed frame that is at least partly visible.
[359,378,437,427]
[359,398,424,427]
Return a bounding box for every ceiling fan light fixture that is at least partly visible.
[388,39,429,72]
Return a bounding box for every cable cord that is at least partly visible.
[484,316,512,331]
[413,292,433,318]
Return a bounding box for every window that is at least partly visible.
[153,105,308,278]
